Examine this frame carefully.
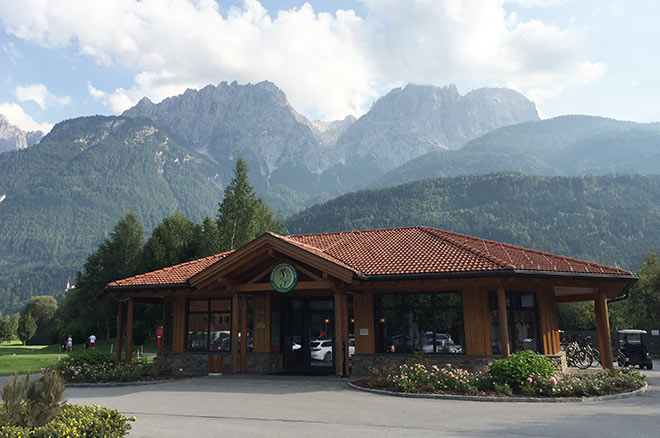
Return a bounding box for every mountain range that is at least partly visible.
[1,80,659,313]
[122,81,539,208]
[0,114,44,154]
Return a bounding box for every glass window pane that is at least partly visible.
[210,299,230,312]
[378,294,401,309]
[187,313,207,351]
[431,308,463,354]
[436,292,462,307]
[189,300,208,312]
[209,312,231,352]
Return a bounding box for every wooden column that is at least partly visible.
[334,291,349,377]
[115,301,124,363]
[240,296,248,373]
[172,296,185,353]
[497,287,510,358]
[231,293,239,373]
[353,292,375,354]
[462,286,492,355]
[124,297,134,364]
[595,291,614,369]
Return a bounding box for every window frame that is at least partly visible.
[185,298,232,353]
[374,291,465,355]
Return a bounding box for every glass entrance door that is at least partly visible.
[282,297,334,373]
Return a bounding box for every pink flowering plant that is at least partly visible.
[367,359,487,395]
[363,351,645,398]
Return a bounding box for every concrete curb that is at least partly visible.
[347,381,648,403]
[66,377,195,388]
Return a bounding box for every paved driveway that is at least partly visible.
[59,361,660,438]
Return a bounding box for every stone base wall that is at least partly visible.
[164,352,281,375]
[247,353,282,373]
[350,354,493,377]
[168,352,213,376]
[546,351,567,373]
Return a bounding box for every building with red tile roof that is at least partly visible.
[103,226,635,376]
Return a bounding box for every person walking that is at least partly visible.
[88,334,96,349]
[66,335,73,352]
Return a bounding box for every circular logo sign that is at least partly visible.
[270,263,298,293]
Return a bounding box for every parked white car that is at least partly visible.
[310,339,355,362]
[311,339,333,362]
[422,332,462,354]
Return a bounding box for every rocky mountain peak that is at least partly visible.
[330,83,539,178]
[0,114,44,154]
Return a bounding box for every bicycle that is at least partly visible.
[564,341,593,369]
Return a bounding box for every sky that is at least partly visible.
[0,0,659,133]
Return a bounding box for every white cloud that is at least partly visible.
[0,0,604,119]
[504,0,567,7]
[15,83,71,109]
[0,102,53,132]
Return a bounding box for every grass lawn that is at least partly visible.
[0,338,160,376]
[0,342,66,376]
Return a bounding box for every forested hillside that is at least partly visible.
[374,116,660,187]
[288,173,660,271]
[0,116,223,312]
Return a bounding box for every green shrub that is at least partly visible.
[149,351,172,377]
[65,349,114,367]
[0,404,133,437]
[25,370,66,427]
[489,351,556,390]
[493,382,513,396]
[1,372,66,428]
[1,374,29,425]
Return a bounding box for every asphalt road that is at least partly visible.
[1,362,657,437]
[55,360,660,438]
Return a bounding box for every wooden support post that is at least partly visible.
[115,301,124,363]
[334,292,349,377]
[497,287,510,358]
[353,292,375,354]
[594,291,614,369]
[231,293,239,373]
[125,297,134,365]
[240,296,248,373]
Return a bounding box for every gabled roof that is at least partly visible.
[105,226,632,289]
[106,252,232,288]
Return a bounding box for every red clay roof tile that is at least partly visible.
[106,227,632,288]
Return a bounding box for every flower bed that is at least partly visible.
[0,404,133,438]
[356,351,646,398]
[48,349,176,383]
[1,371,133,437]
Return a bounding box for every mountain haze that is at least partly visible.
[375,115,660,187]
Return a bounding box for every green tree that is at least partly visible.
[0,313,19,342]
[141,212,202,272]
[18,312,37,345]
[557,302,596,330]
[54,213,144,341]
[21,296,58,344]
[217,157,286,251]
[612,253,660,328]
